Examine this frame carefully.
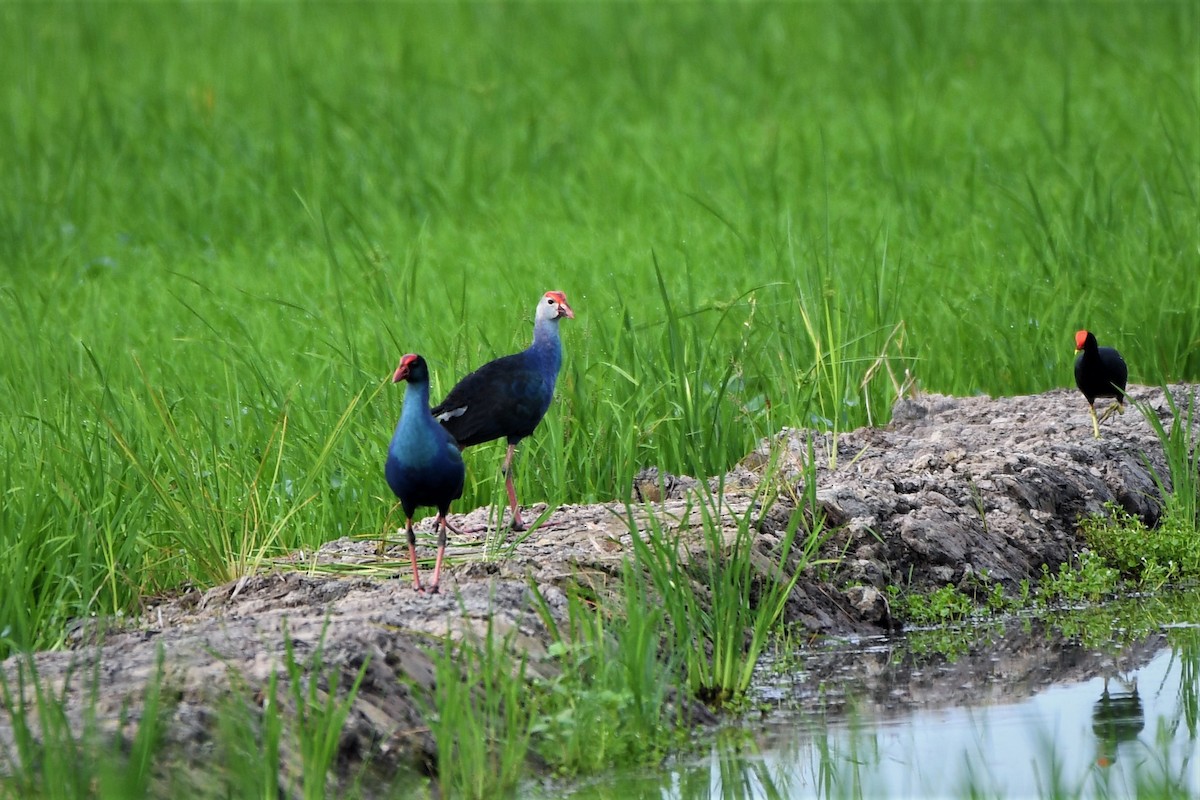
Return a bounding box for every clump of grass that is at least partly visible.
[203,622,373,799]
[280,622,369,800]
[528,569,683,775]
[423,618,536,799]
[1136,388,1200,531]
[214,669,286,798]
[102,368,375,589]
[629,467,820,707]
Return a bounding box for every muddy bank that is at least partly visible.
[1,384,1195,785]
[753,599,1185,720]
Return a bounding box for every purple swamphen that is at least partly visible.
[1074,330,1128,439]
[386,353,465,593]
[432,290,575,531]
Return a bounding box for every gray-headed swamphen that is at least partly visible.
[432,291,575,531]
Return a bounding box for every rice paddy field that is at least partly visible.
[1,1,1197,661]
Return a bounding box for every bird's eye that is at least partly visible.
[546,298,553,304]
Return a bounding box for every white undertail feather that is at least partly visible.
[435,406,467,423]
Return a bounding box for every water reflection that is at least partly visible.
[1091,671,1142,768]
[554,595,1199,799]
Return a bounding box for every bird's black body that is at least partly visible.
[430,291,574,530]
[432,348,559,447]
[1073,330,1128,438]
[1074,332,1128,404]
[386,353,465,592]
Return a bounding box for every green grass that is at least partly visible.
[1,1,1197,655]
[529,571,683,775]
[1137,389,1200,532]
[630,465,822,706]
[0,652,168,798]
[2,4,1197,791]
[0,629,378,799]
[421,617,536,800]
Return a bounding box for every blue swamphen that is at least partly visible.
[1074,330,1128,439]
[386,353,465,593]
[432,290,575,531]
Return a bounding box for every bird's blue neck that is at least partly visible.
[528,317,563,374]
[399,380,432,427]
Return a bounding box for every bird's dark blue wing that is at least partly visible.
[431,353,555,447]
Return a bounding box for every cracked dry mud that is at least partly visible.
[2,384,1196,787]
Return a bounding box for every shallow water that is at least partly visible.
[747,645,1195,798]
[552,595,1200,799]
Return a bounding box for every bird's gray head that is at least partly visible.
[536,290,575,324]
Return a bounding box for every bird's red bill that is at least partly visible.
[545,290,575,319]
[393,353,419,382]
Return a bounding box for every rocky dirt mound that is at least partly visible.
[1,384,1194,787]
[746,384,1196,630]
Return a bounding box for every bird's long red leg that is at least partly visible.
[405,520,424,592]
[428,514,448,595]
[502,443,527,531]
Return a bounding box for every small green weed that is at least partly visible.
[1036,550,1120,605]
[886,584,975,626]
[1080,503,1200,589]
[883,568,1030,626]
